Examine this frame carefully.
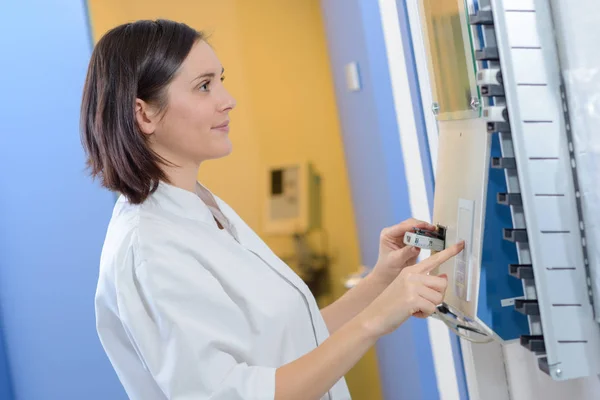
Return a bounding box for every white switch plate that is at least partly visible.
[344,62,361,92]
[455,198,475,301]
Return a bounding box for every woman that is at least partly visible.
[81,19,463,400]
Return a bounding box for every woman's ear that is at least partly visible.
[135,98,159,136]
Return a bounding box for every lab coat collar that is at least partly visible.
[152,181,216,227]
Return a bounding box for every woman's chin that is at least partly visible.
[210,140,233,159]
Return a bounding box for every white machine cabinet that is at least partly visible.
[419,0,600,387]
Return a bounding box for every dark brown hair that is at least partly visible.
[80,19,203,204]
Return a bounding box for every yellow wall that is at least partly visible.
[87,2,383,399]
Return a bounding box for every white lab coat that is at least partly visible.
[95,182,351,400]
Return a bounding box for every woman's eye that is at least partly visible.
[199,81,210,91]
[220,76,226,82]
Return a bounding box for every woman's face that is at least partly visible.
[138,40,236,168]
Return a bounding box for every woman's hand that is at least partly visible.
[274,242,464,400]
[360,241,464,337]
[371,218,439,285]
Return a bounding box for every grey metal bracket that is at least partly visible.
[491,157,516,169]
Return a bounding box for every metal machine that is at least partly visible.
[409,0,600,381]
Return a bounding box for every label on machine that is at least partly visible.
[455,199,475,302]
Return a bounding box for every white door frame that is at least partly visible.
[404,0,440,173]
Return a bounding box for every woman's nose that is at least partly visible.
[220,88,236,112]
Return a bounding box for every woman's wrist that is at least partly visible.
[366,265,395,288]
[351,308,386,343]
[353,272,401,339]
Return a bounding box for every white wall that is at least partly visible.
[503,343,600,400]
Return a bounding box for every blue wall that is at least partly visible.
[0,316,12,398]
[0,0,126,398]
[320,0,441,398]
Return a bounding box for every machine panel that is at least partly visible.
[421,0,600,381]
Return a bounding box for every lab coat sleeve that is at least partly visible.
[115,236,276,400]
